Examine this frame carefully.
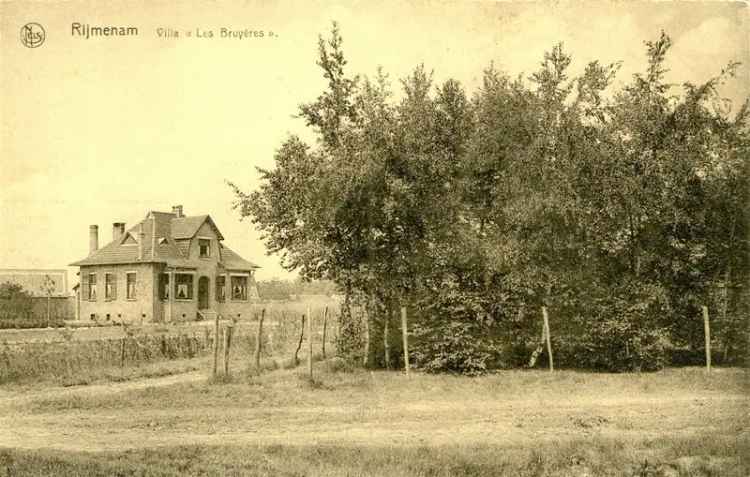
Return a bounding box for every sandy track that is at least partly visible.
[1,379,747,452]
[0,370,205,408]
[0,368,747,453]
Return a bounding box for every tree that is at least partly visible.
[0,282,34,329]
[40,275,56,328]
[231,26,749,372]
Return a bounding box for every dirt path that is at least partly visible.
[1,369,747,453]
[0,370,206,407]
[1,392,745,453]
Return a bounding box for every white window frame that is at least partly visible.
[88,273,97,301]
[126,271,137,300]
[174,271,195,301]
[230,273,250,302]
[216,274,227,302]
[197,237,212,258]
[104,272,116,301]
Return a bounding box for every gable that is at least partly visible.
[170,215,224,240]
[122,233,138,245]
[70,211,237,267]
[194,222,219,240]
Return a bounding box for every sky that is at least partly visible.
[1,0,748,288]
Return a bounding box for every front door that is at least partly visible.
[198,276,210,310]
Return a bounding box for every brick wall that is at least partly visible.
[79,263,157,324]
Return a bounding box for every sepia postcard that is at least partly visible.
[1,1,748,475]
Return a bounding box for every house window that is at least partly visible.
[175,273,194,300]
[126,272,137,299]
[105,273,116,300]
[199,239,210,258]
[216,275,226,302]
[231,275,248,301]
[88,273,97,301]
[160,273,170,300]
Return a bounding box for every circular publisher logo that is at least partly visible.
[21,23,45,48]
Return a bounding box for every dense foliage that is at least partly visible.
[0,282,34,326]
[232,25,749,373]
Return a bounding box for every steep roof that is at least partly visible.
[171,215,224,240]
[220,244,261,271]
[70,211,257,270]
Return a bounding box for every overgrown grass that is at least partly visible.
[0,332,214,386]
[0,324,281,386]
[241,300,340,358]
[1,433,747,476]
[5,358,748,476]
[0,299,340,387]
[26,365,748,413]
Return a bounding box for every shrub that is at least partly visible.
[412,320,503,375]
[410,279,507,375]
[559,281,672,372]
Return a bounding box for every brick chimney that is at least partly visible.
[89,225,99,254]
[112,222,125,241]
[138,224,145,260]
[151,214,157,259]
[172,205,184,218]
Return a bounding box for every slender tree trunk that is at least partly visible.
[401,305,410,376]
[703,305,711,372]
[721,215,736,362]
[542,306,553,372]
[363,301,370,368]
[383,302,390,370]
[528,313,545,368]
[624,204,640,277]
[721,267,731,362]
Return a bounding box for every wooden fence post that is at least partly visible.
[120,337,126,367]
[294,314,305,366]
[703,305,711,372]
[213,313,220,378]
[542,306,553,372]
[307,305,313,380]
[322,306,328,359]
[401,306,409,376]
[254,309,265,372]
[224,321,233,376]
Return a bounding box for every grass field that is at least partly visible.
[0,363,747,476]
[0,300,338,386]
